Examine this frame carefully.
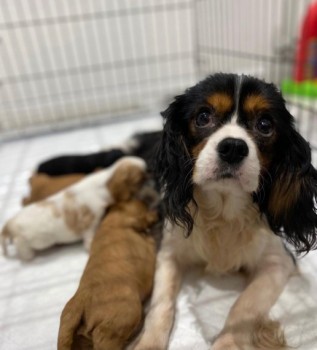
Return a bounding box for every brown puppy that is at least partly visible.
[58,183,158,350]
[22,173,85,205]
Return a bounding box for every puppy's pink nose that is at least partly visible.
[217,138,249,164]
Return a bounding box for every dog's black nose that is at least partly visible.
[217,138,249,164]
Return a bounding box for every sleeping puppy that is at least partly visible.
[58,194,159,350]
[37,149,126,175]
[22,173,85,205]
[37,131,162,176]
[1,157,147,261]
[134,74,317,350]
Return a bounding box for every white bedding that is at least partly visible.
[1,247,316,350]
[0,117,316,350]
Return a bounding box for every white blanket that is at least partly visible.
[0,246,316,350]
[0,118,316,349]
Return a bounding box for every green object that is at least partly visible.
[282,79,317,98]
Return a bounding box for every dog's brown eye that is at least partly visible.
[256,117,274,136]
[195,110,213,127]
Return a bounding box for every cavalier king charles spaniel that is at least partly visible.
[133,73,317,350]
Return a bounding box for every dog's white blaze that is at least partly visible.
[230,114,239,124]
[192,124,260,193]
[231,74,243,124]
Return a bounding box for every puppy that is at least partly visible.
[22,173,85,205]
[58,196,158,350]
[36,131,162,176]
[134,74,317,350]
[37,149,126,175]
[1,157,146,261]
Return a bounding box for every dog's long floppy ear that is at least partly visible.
[260,116,317,254]
[155,95,195,236]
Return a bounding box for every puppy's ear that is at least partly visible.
[107,162,146,202]
[156,95,195,236]
[29,173,49,186]
[260,122,317,254]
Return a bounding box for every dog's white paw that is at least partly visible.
[212,318,288,350]
[211,333,244,350]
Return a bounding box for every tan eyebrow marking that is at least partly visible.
[244,94,270,112]
[207,93,233,113]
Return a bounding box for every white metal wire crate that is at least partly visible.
[1,0,317,147]
[1,4,317,350]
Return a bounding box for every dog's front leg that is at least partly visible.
[212,238,295,350]
[133,237,183,350]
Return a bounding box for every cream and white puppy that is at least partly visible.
[1,156,147,261]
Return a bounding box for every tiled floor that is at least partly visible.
[0,115,317,350]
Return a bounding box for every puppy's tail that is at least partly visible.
[1,224,12,256]
[58,295,84,350]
